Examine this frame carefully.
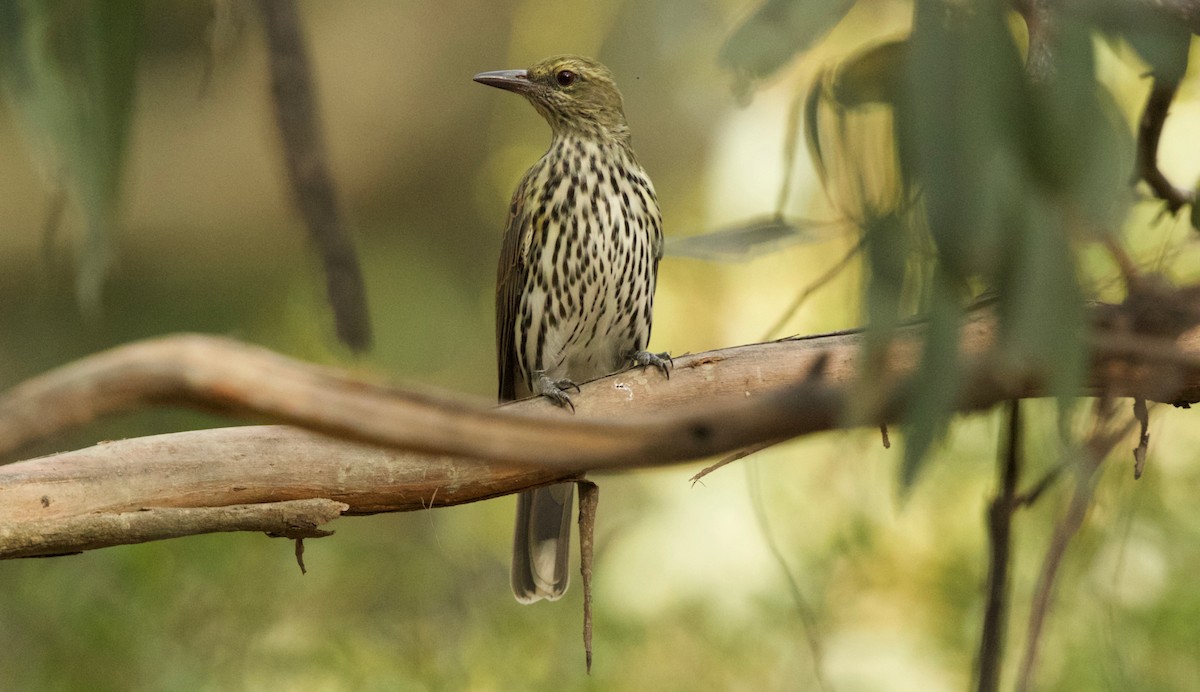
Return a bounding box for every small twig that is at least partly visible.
[1136,78,1194,215]
[690,439,781,484]
[763,237,866,340]
[746,460,831,691]
[1102,237,1141,287]
[879,423,891,449]
[577,480,599,673]
[294,537,307,574]
[1133,398,1150,479]
[774,89,809,218]
[976,400,1021,692]
[1013,462,1066,508]
[1015,408,1137,692]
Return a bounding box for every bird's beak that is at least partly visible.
[473,69,532,94]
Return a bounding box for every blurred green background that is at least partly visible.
[1,1,1200,690]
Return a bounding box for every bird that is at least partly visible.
[475,55,670,603]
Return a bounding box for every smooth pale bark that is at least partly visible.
[2,295,1200,558]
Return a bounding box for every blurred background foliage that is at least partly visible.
[0,0,1199,690]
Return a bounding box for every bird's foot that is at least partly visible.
[535,371,581,413]
[630,350,672,379]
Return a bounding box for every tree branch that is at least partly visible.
[259,0,372,350]
[4,291,1200,557]
[4,300,1200,471]
[977,400,1022,692]
[0,497,347,559]
[1136,78,1195,215]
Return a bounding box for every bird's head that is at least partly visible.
[474,55,629,142]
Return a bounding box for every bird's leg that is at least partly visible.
[534,370,581,412]
[630,350,672,379]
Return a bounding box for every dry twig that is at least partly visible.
[577,481,599,673]
[977,400,1022,692]
[1136,79,1195,215]
[258,0,371,350]
[1015,404,1138,692]
[0,497,346,559]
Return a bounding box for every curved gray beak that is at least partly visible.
[473,69,532,94]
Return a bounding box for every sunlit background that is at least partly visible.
[1,1,1199,690]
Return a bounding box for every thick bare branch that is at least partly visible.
[0,328,901,469]
[0,426,566,524]
[7,297,1200,470]
[2,291,1200,558]
[3,298,1200,475]
[0,497,347,559]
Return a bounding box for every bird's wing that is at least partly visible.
[496,172,536,403]
[651,204,665,264]
[648,181,665,265]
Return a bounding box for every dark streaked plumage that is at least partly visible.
[475,55,668,603]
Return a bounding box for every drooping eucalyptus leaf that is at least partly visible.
[720,0,856,97]
[665,217,841,261]
[0,0,144,314]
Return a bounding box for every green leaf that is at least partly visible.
[897,0,1030,279]
[862,211,909,365]
[1030,19,1133,232]
[1085,0,1193,83]
[1119,24,1190,84]
[828,40,907,109]
[803,77,828,189]
[805,45,911,222]
[0,0,144,314]
[664,217,841,262]
[882,0,1094,485]
[805,40,907,209]
[720,0,856,96]
[812,0,1107,489]
[901,272,966,489]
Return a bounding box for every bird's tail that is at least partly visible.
[511,483,575,603]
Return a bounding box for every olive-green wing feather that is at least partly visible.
[496,173,534,403]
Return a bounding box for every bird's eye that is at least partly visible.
[555,70,576,87]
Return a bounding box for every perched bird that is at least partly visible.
[475,56,669,603]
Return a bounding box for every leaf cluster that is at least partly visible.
[723,0,1196,485]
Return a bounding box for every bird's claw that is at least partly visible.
[536,372,580,412]
[631,350,672,380]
